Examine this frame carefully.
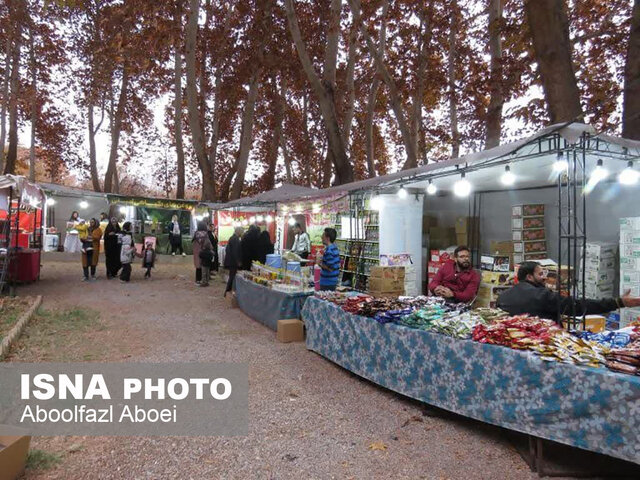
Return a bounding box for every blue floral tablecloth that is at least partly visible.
[302,296,640,464]
[235,275,313,331]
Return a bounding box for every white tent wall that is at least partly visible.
[422,182,640,264]
[47,193,110,238]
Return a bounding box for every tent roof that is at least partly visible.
[0,174,45,199]
[40,182,108,199]
[221,183,319,208]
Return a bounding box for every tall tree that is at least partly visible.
[173,2,185,198]
[524,0,583,123]
[284,0,354,185]
[185,0,216,200]
[485,0,504,148]
[4,0,24,175]
[0,35,10,172]
[623,0,640,139]
[447,1,460,159]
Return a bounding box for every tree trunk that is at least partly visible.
[281,135,292,183]
[174,6,185,199]
[103,64,129,192]
[348,0,417,170]
[230,72,260,199]
[185,0,216,200]
[28,31,36,182]
[448,4,460,159]
[485,0,503,148]
[87,105,101,191]
[524,0,582,124]
[207,71,222,182]
[4,16,22,175]
[343,23,357,150]
[623,0,640,139]
[264,76,286,191]
[411,8,430,164]
[301,92,313,186]
[0,36,11,173]
[113,166,120,194]
[284,0,354,185]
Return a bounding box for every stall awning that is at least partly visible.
[220,183,319,209]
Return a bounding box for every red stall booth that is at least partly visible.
[0,175,46,291]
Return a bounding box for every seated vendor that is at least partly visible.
[428,246,480,303]
[497,261,640,321]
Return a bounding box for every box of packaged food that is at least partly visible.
[489,240,514,254]
[430,250,451,263]
[585,242,617,259]
[584,284,614,299]
[481,270,514,285]
[621,244,640,258]
[620,256,640,271]
[621,271,640,283]
[513,240,547,253]
[480,255,510,272]
[512,204,545,217]
[513,252,547,264]
[620,217,640,231]
[455,216,479,234]
[620,307,640,328]
[370,266,405,279]
[369,277,405,292]
[620,231,640,245]
[583,256,617,270]
[584,269,616,286]
[512,228,545,241]
[512,216,545,230]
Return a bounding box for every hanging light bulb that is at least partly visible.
[370,195,382,210]
[426,180,437,195]
[618,161,639,186]
[241,219,249,227]
[249,216,256,224]
[591,158,609,184]
[119,206,127,214]
[454,172,472,197]
[312,203,321,213]
[265,215,273,223]
[256,215,264,222]
[553,152,569,172]
[79,201,89,209]
[397,186,408,199]
[501,165,516,186]
[288,216,296,226]
[46,197,56,206]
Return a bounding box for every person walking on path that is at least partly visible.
[241,224,260,270]
[168,214,185,256]
[103,217,121,279]
[224,226,243,296]
[192,221,213,285]
[119,222,136,283]
[81,218,102,281]
[207,223,220,274]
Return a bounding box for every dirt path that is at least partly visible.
[8,254,535,479]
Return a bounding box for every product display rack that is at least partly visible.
[333,194,380,291]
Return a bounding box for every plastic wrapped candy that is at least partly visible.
[572,330,632,350]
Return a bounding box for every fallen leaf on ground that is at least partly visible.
[368,441,387,451]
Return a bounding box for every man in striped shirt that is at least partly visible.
[317,227,340,291]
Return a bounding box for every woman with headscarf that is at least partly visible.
[119,221,136,282]
[207,223,220,274]
[257,230,274,264]
[168,214,185,256]
[241,224,261,270]
[64,210,83,253]
[192,221,213,286]
[81,218,102,281]
[103,217,122,279]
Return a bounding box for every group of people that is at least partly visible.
[428,245,640,321]
[222,225,274,295]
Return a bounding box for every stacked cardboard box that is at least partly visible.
[429,227,456,250]
[454,216,479,246]
[427,249,451,286]
[581,242,617,299]
[620,217,640,327]
[511,204,546,263]
[369,266,405,297]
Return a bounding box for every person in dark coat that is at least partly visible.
[103,217,121,279]
[497,261,640,322]
[241,224,260,270]
[224,226,243,296]
[207,223,220,273]
[257,230,274,264]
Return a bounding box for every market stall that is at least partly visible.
[302,293,640,464]
[0,175,46,290]
[106,194,198,255]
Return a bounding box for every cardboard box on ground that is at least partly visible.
[277,319,304,343]
[0,426,31,480]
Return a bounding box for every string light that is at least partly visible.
[79,201,89,209]
[426,180,437,195]
[249,216,256,223]
[618,161,639,186]
[397,186,408,199]
[265,215,273,223]
[256,215,264,222]
[119,206,127,214]
[288,217,296,226]
[553,152,568,172]
[46,198,56,206]
[370,195,382,210]
[501,165,516,186]
[454,172,472,197]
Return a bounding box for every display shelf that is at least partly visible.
[337,239,379,244]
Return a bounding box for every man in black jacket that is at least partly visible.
[497,261,640,321]
[224,226,243,296]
